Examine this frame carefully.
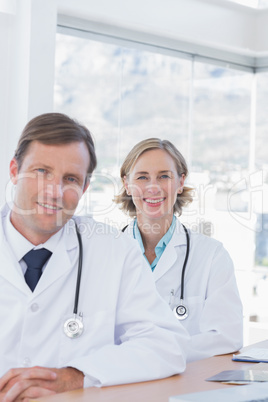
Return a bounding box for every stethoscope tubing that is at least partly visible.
[180,224,190,301]
[63,222,84,339]
[74,223,83,315]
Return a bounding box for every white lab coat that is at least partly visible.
[0,204,190,387]
[124,218,243,362]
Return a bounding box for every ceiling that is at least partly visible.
[225,0,268,8]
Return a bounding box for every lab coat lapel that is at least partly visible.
[0,205,79,296]
[153,219,187,282]
[123,221,134,236]
[126,218,188,282]
[31,223,79,296]
[0,205,30,294]
[0,235,30,294]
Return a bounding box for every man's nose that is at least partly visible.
[44,177,64,199]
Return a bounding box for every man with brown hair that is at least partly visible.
[0,113,189,401]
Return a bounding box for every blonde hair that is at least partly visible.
[114,138,193,216]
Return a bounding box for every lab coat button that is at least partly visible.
[30,303,39,312]
[23,357,31,367]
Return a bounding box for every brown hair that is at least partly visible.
[114,138,193,217]
[14,113,97,177]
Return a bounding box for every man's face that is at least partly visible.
[9,140,90,245]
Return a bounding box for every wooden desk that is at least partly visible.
[32,341,268,402]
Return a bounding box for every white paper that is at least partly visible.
[169,382,268,402]
[234,348,268,360]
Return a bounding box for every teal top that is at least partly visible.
[133,215,176,271]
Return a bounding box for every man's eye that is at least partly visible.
[66,177,77,183]
[36,168,46,174]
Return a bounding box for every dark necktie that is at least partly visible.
[23,248,52,291]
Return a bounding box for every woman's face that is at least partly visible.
[124,149,185,220]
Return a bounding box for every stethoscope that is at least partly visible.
[122,222,190,321]
[171,224,190,321]
[63,223,84,339]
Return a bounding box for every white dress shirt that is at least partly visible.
[4,210,63,274]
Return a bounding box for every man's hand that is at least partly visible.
[0,366,84,401]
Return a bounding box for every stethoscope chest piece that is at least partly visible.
[173,301,189,320]
[63,315,84,339]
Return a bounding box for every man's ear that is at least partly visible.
[123,175,130,195]
[83,179,90,195]
[10,158,19,185]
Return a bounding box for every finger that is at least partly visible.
[2,379,35,402]
[0,367,57,394]
[0,368,24,391]
[20,367,57,382]
[21,386,56,400]
[2,379,56,402]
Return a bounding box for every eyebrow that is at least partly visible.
[134,170,173,175]
[134,171,149,175]
[27,163,52,171]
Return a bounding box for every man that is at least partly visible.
[0,113,189,401]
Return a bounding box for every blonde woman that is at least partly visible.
[115,138,243,362]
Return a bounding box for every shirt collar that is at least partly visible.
[4,210,64,262]
[155,215,176,251]
[133,215,176,258]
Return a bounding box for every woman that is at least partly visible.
[115,138,243,362]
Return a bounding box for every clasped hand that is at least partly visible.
[0,366,84,402]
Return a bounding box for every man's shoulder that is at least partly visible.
[71,215,134,245]
[0,203,11,219]
[69,216,141,265]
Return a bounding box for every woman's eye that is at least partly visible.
[137,176,147,180]
[160,175,170,179]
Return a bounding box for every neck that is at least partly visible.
[10,211,59,246]
[136,213,174,251]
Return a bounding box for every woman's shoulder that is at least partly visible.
[174,218,223,249]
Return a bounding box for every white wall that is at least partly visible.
[0,11,12,196]
[56,0,257,55]
[255,9,268,54]
[0,0,57,203]
[0,0,268,203]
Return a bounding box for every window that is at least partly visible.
[54,32,191,226]
[54,29,267,344]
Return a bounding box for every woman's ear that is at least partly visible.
[177,173,186,194]
[123,175,130,195]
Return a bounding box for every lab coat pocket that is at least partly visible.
[58,310,114,367]
[185,296,204,333]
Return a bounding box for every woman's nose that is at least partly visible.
[147,183,161,194]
